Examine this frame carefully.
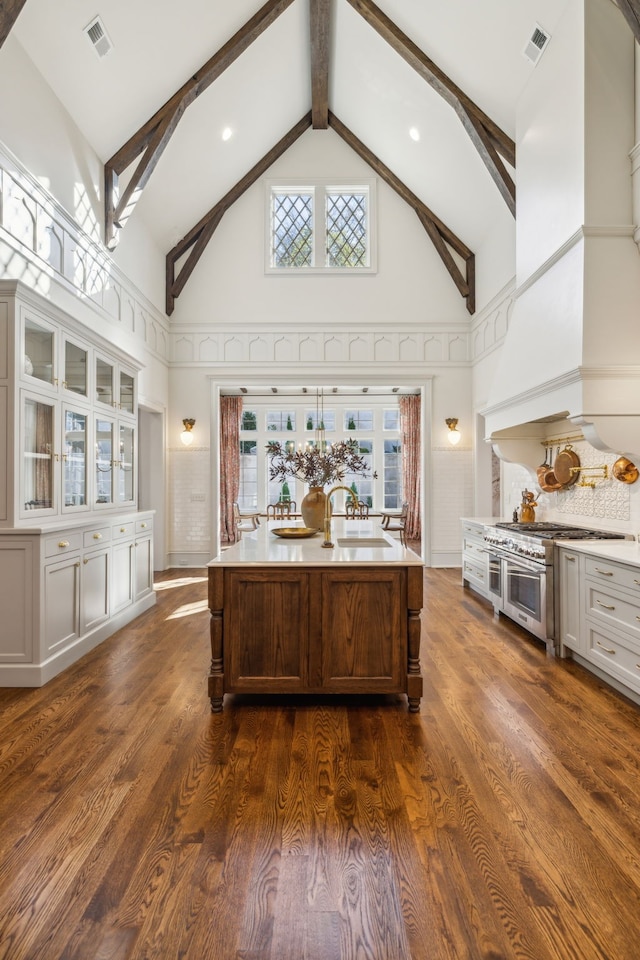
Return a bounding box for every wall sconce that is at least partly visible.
[180,418,196,446]
[446,418,461,446]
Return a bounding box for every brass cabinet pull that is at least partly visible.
[58,540,70,548]
[594,568,613,576]
[596,640,616,654]
[83,558,89,565]
[596,601,615,610]
[74,561,80,568]
[635,579,640,586]
[93,532,102,540]
[140,522,147,528]
[120,527,126,533]
[566,556,576,562]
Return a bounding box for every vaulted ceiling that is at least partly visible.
[4,0,634,315]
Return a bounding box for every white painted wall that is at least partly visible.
[0,35,166,315]
[169,128,472,328]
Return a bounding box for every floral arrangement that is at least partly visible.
[266,439,376,489]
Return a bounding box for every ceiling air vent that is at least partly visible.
[83,16,113,58]
[523,24,550,65]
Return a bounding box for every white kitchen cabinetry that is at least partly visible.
[0,281,155,687]
[0,512,154,686]
[582,556,640,699]
[556,548,584,656]
[461,519,490,600]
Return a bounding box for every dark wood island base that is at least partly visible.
[207,562,423,712]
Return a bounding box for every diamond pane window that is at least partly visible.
[272,193,313,268]
[326,193,368,268]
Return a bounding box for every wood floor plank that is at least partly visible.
[2,567,640,958]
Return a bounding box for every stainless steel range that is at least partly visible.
[483,522,629,653]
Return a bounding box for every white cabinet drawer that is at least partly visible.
[462,521,485,539]
[587,624,640,695]
[586,583,640,642]
[463,557,486,583]
[136,518,152,534]
[44,532,82,558]
[585,557,640,595]
[83,526,111,548]
[112,521,135,540]
[463,536,487,560]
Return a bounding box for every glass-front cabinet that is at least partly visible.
[24,317,55,385]
[63,338,88,397]
[63,407,88,509]
[12,301,140,524]
[23,395,56,513]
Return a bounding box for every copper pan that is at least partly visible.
[554,444,580,487]
[612,457,639,484]
[539,446,563,493]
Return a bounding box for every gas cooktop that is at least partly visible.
[495,522,627,541]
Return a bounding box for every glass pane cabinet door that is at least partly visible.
[96,358,114,407]
[63,408,87,508]
[24,319,55,385]
[64,340,88,397]
[119,371,135,414]
[119,424,135,502]
[95,418,113,505]
[23,396,55,511]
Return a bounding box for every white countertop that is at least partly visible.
[210,519,423,567]
[555,539,640,566]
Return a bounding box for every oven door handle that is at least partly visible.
[494,550,546,573]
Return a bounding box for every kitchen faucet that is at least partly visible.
[322,485,359,548]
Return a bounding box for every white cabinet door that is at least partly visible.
[81,547,110,633]
[111,539,133,613]
[44,554,80,653]
[558,549,583,655]
[133,535,153,601]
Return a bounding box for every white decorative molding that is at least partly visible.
[169,328,471,366]
[469,278,515,362]
[0,141,169,364]
[513,224,635,303]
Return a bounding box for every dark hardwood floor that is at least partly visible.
[1,567,640,959]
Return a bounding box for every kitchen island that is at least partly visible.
[207,519,424,711]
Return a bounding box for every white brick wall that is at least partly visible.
[169,447,212,559]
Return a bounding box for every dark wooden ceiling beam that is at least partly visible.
[616,0,640,42]
[456,105,515,216]
[0,0,27,49]
[310,0,331,128]
[345,0,516,210]
[105,0,295,249]
[329,112,475,314]
[166,113,313,315]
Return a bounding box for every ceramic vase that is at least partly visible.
[301,486,327,530]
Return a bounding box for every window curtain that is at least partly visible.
[399,395,421,541]
[219,396,242,544]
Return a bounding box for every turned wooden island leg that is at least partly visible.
[208,567,224,712]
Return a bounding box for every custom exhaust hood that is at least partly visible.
[481,0,640,470]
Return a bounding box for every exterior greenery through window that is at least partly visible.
[238,398,402,512]
[267,180,375,273]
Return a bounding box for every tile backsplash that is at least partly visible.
[502,440,640,533]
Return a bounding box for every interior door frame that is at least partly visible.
[208,366,432,563]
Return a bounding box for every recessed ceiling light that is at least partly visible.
[409,127,420,142]
[221,127,233,142]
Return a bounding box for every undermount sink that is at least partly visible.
[336,538,392,548]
